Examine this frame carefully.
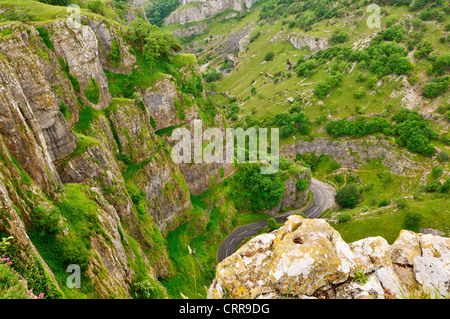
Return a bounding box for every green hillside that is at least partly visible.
[167,0,450,241]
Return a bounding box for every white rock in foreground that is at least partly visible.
[208,216,450,299]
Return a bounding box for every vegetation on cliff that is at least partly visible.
[0,0,448,301]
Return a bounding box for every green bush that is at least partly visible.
[354,269,368,285]
[265,51,275,62]
[0,264,31,299]
[353,87,366,99]
[335,184,361,209]
[124,18,181,66]
[59,58,81,93]
[38,0,70,5]
[431,53,450,75]
[314,81,333,99]
[85,77,100,105]
[335,175,344,185]
[378,200,390,208]
[296,179,309,191]
[404,212,424,232]
[422,76,449,98]
[330,31,348,44]
[232,163,285,212]
[203,70,223,83]
[295,152,320,172]
[59,102,70,121]
[30,207,62,237]
[327,109,437,157]
[431,165,443,179]
[296,59,317,77]
[69,74,80,93]
[326,117,391,138]
[267,218,282,232]
[437,151,449,163]
[73,102,101,133]
[337,213,352,223]
[437,178,450,193]
[87,0,105,16]
[35,27,54,51]
[107,38,121,67]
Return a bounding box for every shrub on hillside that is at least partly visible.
[422,76,449,98]
[296,179,309,191]
[335,184,361,209]
[337,213,352,223]
[85,77,100,105]
[124,18,181,66]
[38,0,70,5]
[232,163,286,213]
[87,0,105,16]
[330,31,348,44]
[265,51,275,62]
[404,212,424,232]
[36,27,54,51]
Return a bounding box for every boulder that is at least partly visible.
[208,216,450,299]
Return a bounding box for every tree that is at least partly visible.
[203,70,222,83]
[404,212,424,232]
[422,76,449,98]
[335,184,361,209]
[296,179,309,191]
[87,0,105,16]
[124,18,181,66]
[431,165,443,179]
[330,31,349,44]
[233,163,285,212]
[432,53,450,75]
[314,81,332,99]
[437,151,449,163]
[354,87,366,99]
[38,0,70,5]
[267,218,279,232]
[144,0,180,27]
[265,51,275,61]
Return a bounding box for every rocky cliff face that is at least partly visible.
[281,137,424,176]
[208,215,450,299]
[165,0,260,25]
[0,14,231,298]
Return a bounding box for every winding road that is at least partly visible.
[217,178,336,263]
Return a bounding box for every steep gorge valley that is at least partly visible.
[0,0,448,300]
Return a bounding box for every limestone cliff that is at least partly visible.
[0,14,229,299]
[165,0,261,25]
[208,216,450,299]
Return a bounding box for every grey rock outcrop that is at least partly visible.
[51,20,112,110]
[143,76,185,131]
[282,137,423,175]
[0,17,191,298]
[165,0,260,25]
[271,32,330,52]
[208,216,450,299]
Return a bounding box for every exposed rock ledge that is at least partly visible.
[208,216,450,299]
[165,0,260,25]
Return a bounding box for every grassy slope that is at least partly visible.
[0,0,121,25]
[176,4,448,128]
[167,2,450,244]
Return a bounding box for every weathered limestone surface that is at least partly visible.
[208,217,450,299]
[165,0,260,25]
